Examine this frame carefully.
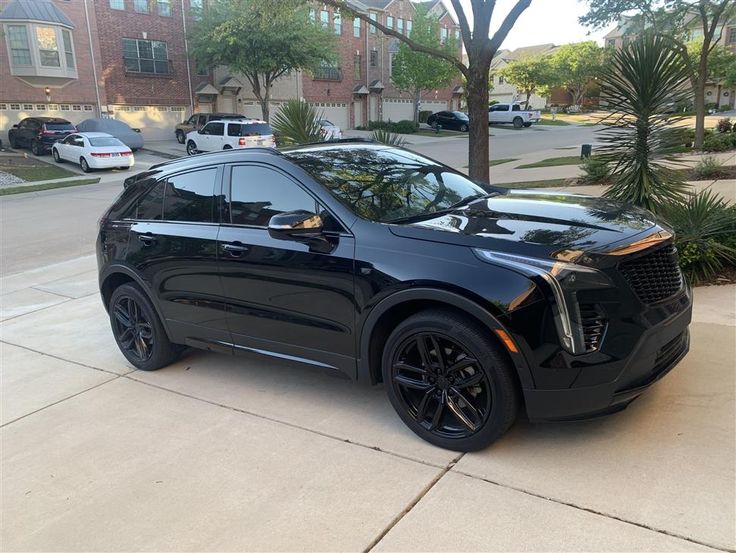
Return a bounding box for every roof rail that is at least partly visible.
[149,147,282,170]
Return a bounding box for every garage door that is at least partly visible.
[419,100,448,115]
[111,105,189,141]
[0,102,96,140]
[382,98,413,122]
[309,102,349,129]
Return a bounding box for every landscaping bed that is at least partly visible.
[0,156,78,182]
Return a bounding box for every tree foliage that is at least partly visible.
[391,6,459,123]
[599,32,692,212]
[497,56,556,108]
[548,41,608,108]
[189,0,336,121]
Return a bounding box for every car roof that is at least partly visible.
[27,117,72,123]
[205,119,269,125]
[74,132,116,138]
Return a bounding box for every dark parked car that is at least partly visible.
[175,112,244,144]
[8,117,76,155]
[426,111,470,131]
[97,142,692,451]
[77,118,144,151]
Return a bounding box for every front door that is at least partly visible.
[353,100,363,128]
[125,165,230,346]
[217,163,356,375]
[199,121,225,151]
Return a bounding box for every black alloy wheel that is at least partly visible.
[459,123,469,132]
[383,310,519,451]
[31,140,43,155]
[109,283,181,370]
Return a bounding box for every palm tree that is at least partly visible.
[599,32,692,213]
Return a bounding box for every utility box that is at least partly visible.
[581,144,592,158]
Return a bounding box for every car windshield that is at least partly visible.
[45,123,74,130]
[89,137,125,147]
[284,146,488,223]
[452,112,469,120]
[239,123,272,136]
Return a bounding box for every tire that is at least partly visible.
[523,122,532,128]
[459,123,468,132]
[382,309,519,452]
[176,131,185,144]
[31,140,44,156]
[512,117,524,129]
[80,157,91,173]
[223,144,232,150]
[8,135,17,149]
[109,283,181,371]
[186,140,198,156]
[430,120,438,129]
[52,148,64,163]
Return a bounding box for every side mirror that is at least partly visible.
[268,210,323,241]
[11,124,18,128]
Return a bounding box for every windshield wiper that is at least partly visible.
[384,193,490,224]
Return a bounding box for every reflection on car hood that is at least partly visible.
[388,190,658,260]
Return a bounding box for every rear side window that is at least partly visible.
[512,104,521,111]
[227,123,241,137]
[228,165,316,227]
[45,122,75,130]
[162,168,218,222]
[134,181,165,220]
[239,123,272,136]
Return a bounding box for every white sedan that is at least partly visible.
[52,132,134,172]
[319,119,343,140]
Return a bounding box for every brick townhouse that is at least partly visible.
[0,0,462,141]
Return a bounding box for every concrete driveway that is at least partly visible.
[1,253,734,552]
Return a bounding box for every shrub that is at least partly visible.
[718,104,732,112]
[271,99,323,145]
[661,190,736,283]
[418,110,432,124]
[693,156,725,179]
[579,156,612,184]
[702,132,734,152]
[706,102,718,112]
[366,120,417,133]
[371,128,407,147]
[716,117,732,133]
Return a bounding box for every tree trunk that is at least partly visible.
[693,74,706,149]
[525,90,532,109]
[413,88,421,124]
[466,62,490,183]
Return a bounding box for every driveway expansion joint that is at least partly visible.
[0,340,134,377]
[451,469,732,552]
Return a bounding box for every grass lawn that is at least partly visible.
[516,155,583,169]
[413,129,467,137]
[490,158,518,166]
[0,161,77,182]
[0,177,100,196]
[537,117,571,126]
[494,178,570,188]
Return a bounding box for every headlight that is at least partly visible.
[473,249,613,355]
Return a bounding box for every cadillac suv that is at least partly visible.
[96,142,692,451]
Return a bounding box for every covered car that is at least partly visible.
[76,118,144,151]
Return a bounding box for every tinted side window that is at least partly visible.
[227,123,241,137]
[197,115,207,126]
[206,122,224,136]
[512,104,521,111]
[229,165,316,227]
[134,181,165,220]
[162,168,218,222]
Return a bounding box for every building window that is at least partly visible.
[133,0,149,13]
[498,75,504,84]
[320,10,329,29]
[309,8,315,23]
[407,20,412,36]
[353,53,361,79]
[607,38,616,47]
[370,49,377,67]
[157,0,171,16]
[386,16,393,29]
[353,17,360,37]
[110,0,125,9]
[62,29,74,68]
[190,0,202,17]
[454,28,460,40]
[84,105,94,111]
[36,26,61,67]
[729,27,736,44]
[389,52,395,77]
[440,27,448,43]
[7,25,31,66]
[123,38,170,74]
[334,11,341,34]
[397,18,404,34]
[23,103,33,110]
[369,13,377,34]
[314,60,341,81]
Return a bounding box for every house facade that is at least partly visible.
[489,43,557,109]
[0,0,461,143]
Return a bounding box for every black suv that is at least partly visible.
[97,143,692,451]
[8,117,77,155]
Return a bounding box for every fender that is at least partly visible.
[98,263,174,340]
[356,287,534,389]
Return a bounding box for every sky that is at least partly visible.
[450,0,615,51]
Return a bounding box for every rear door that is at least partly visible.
[125,165,230,346]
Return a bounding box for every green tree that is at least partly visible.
[322,0,532,183]
[189,0,336,122]
[706,42,736,90]
[580,0,735,148]
[391,6,459,124]
[599,33,691,211]
[497,56,555,108]
[548,41,608,108]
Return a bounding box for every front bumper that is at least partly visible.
[523,289,692,422]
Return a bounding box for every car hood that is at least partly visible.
[388,190,659,260]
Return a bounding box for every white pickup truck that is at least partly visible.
[488,103,541,128]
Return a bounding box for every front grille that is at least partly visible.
[619,244,683,304]
[579,304,606,352]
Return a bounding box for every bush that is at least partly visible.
[718,104,732,112]
[371,128,407,146]
[693,155,725,179]
[716,117,732,133]
[418,110,432,124]
[579,156,611,184]
[367,120,417,133]
[706,102,718,112]
[661,190,736,283]
[702,132,735,152]
[271,99,323,145]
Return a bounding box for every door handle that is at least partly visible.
[222,242,248,256]
[138,233,156,246]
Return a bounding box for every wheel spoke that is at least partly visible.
[450,387,482,425]
[446,356,478,375]
[138,323,153,340]
[393,374,432,392]
[114,304,132,328]
[428,334,446,372]
[415,389,434,422]
[416,335,432,369]
[446,394,478,432]
[454,370,485,389]
[393,362,427,376]
[428,390,446,431]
